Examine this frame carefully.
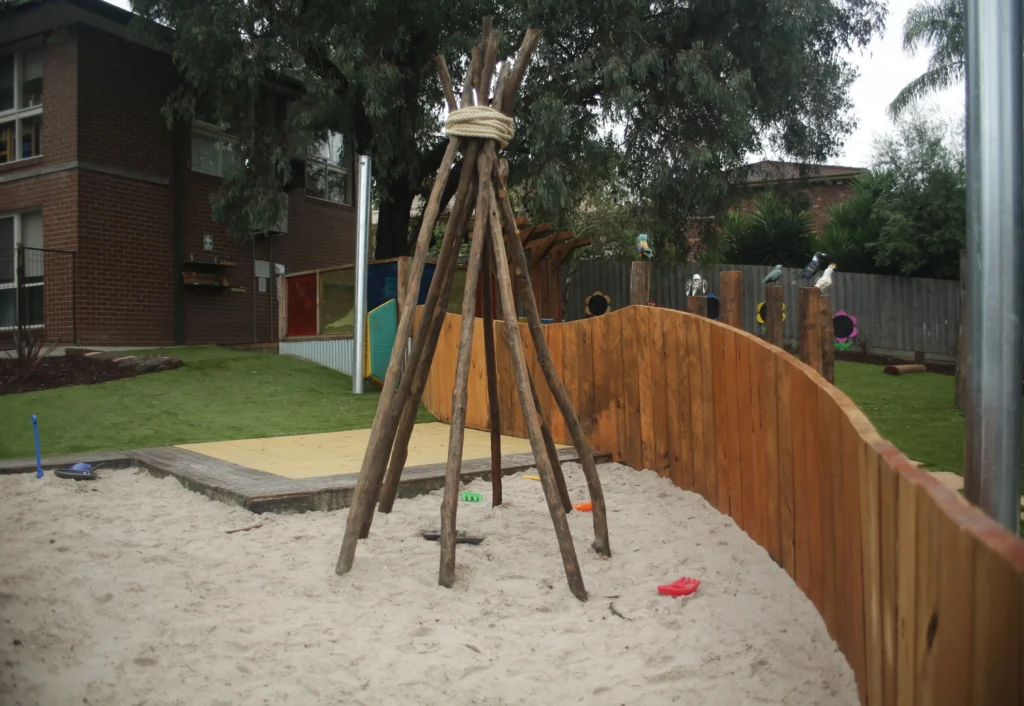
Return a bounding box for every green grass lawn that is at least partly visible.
[0,346,432,460]
[0,347,1000,475]
[835,360,969,474]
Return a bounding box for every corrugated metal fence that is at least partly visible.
[280,338,356,376]
[564,261,960,359]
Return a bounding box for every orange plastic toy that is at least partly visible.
[572,501,592,512]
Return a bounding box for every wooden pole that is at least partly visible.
[819,293,834,383]
[438,159,493,589]
[955,249,966,411]
[527,365,573,512]
[798,287,823,376]
[375,225,464,515]
[353,44,492,538]
[629,261,652,306]
[357,150,480,538]
[336,50,482,572]
[481,240,503,506]
[686,296,707,317]
[438,19,509,587]
[485,177,587,600]
[765,284,784,349]
[492,158,611,557]
[396,256,411,322]
[885,364,928,375]
[719,270,742,329]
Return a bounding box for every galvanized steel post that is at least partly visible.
[353,155,372,394]
[964,0,1023,531]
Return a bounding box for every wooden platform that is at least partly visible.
[0,446,607,515]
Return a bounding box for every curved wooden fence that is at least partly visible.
[419,305,1024,705]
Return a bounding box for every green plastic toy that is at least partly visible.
[461,491,482,503]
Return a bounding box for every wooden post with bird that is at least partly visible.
[765,285,784,349]
[334,18,610,603]
[630,261,652,306]
[687,296,708,317]
[799,287,823,376]
[819,294,834,383]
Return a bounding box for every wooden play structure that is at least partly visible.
[336,19,609,601]
[514,221,590,322]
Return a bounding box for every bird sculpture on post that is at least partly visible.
[815,263,837,292]
[334,18,609,603]
[685,273,707,297]
[762,264,783,285]
[635,233,655,261]
[794,252,827,285]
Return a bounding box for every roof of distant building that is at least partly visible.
[739,160,868,186]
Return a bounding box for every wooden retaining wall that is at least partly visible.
[418,305,1024,705]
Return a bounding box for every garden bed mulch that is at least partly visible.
[0,351,181,396]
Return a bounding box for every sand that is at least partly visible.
[0,463,858,706]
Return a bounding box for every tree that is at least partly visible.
[815,108,965,278]
[131,0,886,259]
[717,192,815,267]
[815,174,892,275]
[888,0,964,117]
[868,109,966,278]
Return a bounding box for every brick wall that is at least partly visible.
[39,29,78,165]
[76,26,175,175]
[76,170,174,345]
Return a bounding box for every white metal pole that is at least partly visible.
[964,0,1023,531]
[353,155,372,394]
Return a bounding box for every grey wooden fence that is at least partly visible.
[563,261,960,360]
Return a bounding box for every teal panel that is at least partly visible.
[366,298,398,384]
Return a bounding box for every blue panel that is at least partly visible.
[418,263,437,305]
[367,261,399,312]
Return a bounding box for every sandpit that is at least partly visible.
[0,463,858,705]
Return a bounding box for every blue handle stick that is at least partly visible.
[31,414,43,478]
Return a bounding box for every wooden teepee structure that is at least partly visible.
[335,18,610,601]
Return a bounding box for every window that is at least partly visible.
[0,212,44,330]
[305,132,351,205]
[0,49,44,165]
[190,124,241,178]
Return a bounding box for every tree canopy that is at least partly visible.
[816,107,965,278]
[888,0,964,117]
[130,0,886,259]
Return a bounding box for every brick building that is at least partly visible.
[0,0,357,347]
[735,160,867,233]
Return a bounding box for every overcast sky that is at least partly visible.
[821,0,965,167]
[104,0,964,169]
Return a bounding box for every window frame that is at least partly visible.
[0,47,45,165]
[0,211,44,332]
[305,131,352,206]
[190,121,240,179]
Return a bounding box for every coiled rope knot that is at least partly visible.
[444,105,514,148]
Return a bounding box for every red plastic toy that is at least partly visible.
[657,576,700,597]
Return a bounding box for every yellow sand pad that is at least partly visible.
[177,422,556,479]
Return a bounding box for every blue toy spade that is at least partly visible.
[31,414,43,478]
